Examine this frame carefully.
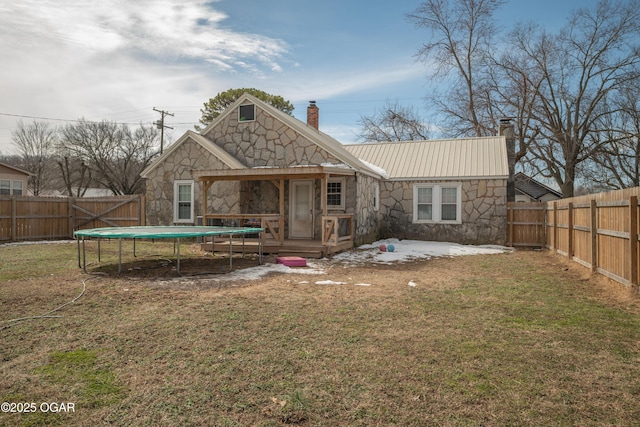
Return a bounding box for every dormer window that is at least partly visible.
[238,104,255,122]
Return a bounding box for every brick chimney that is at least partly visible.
[499,118,516,202]
[307,101,319,130]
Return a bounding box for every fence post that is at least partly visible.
[568,202,573,258]
[10,196,17,242]
[590,199,597,273]
[507,204,514,247]
[553,201,558,254]
[68,197,74,238]
[629,196,638,286]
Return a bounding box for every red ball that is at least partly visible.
[379,244,387,252]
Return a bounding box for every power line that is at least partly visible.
[153,108,174,154]
[0,111,152,126]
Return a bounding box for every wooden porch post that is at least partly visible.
[202,180,213,225]
[279,178,284,242]
[321,174,327,216]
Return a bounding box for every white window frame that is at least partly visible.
[0,180,10,195]
[12,180,23,195]
[238,104,255,122]
[413,183,462,224]
[173,180,195,224]
[326,177,345,210]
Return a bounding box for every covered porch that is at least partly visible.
[193,166,355,258]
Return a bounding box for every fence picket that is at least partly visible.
[0,195,144,242]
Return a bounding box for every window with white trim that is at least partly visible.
[0,180,10,195]
[173,180,195,223]
[12,180,23,195]
[413,183,462,224]
[0,180,25,195]
[327,177,345,210]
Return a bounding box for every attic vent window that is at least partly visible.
[238,104,255,122]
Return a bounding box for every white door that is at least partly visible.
[290,180,314,239]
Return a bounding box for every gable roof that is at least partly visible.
[200,93,384,178]
[515,172,562,199]
[343,137,509,180]
[140,130,246,178]
[0,161,32,176]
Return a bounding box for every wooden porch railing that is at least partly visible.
[203,214,283,242]
[322,214,353,246]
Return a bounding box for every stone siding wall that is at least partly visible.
[145,139,239,225]
[205,106,344,167]
[354,173,380,245]
[379,179,507,245]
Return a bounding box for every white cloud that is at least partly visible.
[1,0,288,69]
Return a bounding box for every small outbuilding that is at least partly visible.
[515,172,562,202]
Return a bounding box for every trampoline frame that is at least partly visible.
[74,226,264,274]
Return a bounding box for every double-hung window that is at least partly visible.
[12,180,23,195]
[0,180,22,195]
[327,178,345,210]
[413,183,461,224]
[0,180,10,195]
[173,180,194,223]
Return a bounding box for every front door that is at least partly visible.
[290,180,314,239]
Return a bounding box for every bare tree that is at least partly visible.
[358,101,430,142]
[60,120,160,195]
[10,120,57,195]
[408,0,505,137]
[588,86,640,189]
[506,0,640,197]
[55,150,93,197]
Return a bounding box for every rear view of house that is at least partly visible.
[141,93,509,256]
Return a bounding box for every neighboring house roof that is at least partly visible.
[0,161,32,176]
[343,137,509,180]
[140,130,246,178]
[200,93,384,178]
[515,172,562,200]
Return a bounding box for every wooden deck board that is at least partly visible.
[201,237,352,258]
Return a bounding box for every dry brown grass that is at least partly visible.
[1,241,639,426]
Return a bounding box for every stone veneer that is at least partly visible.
[206,106,344,168]
[144,101,505,246]
[379,179,507,245]
[145,139,240,225]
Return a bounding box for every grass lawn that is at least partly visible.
[1,240,639,426]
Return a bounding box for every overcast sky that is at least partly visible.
[0,0,598,155]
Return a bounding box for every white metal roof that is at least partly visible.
[343,137,509,180]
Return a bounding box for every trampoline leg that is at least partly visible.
[77,237,81,269]
[176,238,181,274]
[118,238,122,274]
[133,238,137,257]
[259,232,263,265]
[229,234,233,271]
[82,237,87,273]
[242,234,245,257]
[98,238,101,263]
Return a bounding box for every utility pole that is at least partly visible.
[153,107,174,154]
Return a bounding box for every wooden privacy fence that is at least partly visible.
[545,188,640,288]
[506,202,546,247]
[0,195,145,242]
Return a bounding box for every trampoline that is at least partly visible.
[74,226,264,274]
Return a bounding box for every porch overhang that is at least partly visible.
[194,166,356,245]
[191,165,355,182]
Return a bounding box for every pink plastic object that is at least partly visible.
[275,256,307,267]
